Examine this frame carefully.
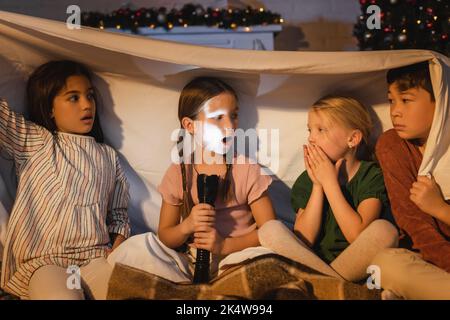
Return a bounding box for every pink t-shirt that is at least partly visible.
[157,155,272,238]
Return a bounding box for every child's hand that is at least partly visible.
[410,175,447,218]
[106,234,126,257]
[184,203,215,234]
[305,144,340,187]
[303,145,321,187]
[192,225,225,255]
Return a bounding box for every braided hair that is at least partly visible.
[177,77,237,219]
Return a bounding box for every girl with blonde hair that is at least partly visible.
[259,95,398,282]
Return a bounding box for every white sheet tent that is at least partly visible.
[0,11,448,255]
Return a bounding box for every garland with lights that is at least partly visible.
[81,4,283,33]
[353,0,449,56]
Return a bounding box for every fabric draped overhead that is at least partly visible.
[0,11,448,242]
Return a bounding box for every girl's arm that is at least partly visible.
[158,201,216,249]
[220,192,275,255]
[107,153,131,245]
[294,184,324,247]
[0,99,45,163]
[192,193,276,256]
[322,179,382,243]
[158,201,192,249]
[221,229,259,256]
[294,145,325,247]
[306,144,382,243]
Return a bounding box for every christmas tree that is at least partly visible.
[353,0,449,56]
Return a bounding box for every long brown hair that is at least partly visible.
[177,77,237,219]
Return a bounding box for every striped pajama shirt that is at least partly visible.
[0,99,130,299]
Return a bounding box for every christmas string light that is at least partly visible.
[81,4,283,33]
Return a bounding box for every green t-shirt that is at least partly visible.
[291,160,393,264]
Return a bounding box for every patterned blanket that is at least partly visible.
[107,254,381,300]
[0,255,381,299]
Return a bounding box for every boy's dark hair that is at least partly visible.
[26,60,104,143]
[386,61,435,101]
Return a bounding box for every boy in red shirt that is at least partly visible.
[374,61,450,299]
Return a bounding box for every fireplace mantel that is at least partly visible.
[106,25,281,50]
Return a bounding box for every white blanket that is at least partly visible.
[0,11,449,243]
[107,232,275,283]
